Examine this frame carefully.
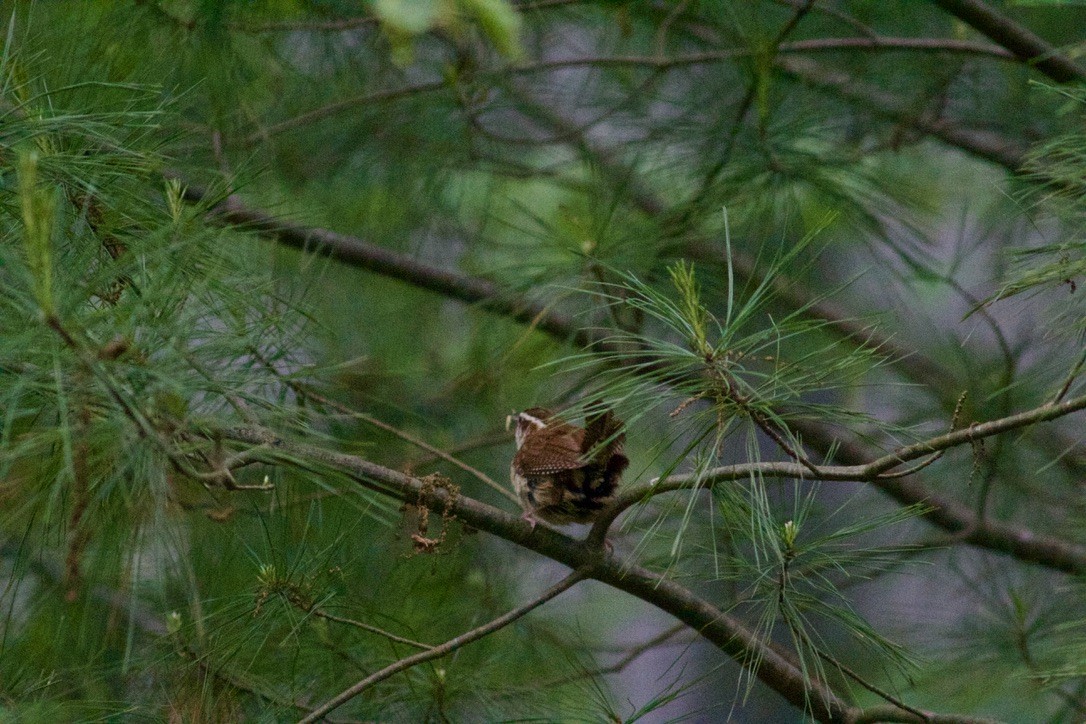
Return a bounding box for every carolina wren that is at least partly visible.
[508,405,629,526]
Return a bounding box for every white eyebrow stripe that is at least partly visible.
[520,413,547,429]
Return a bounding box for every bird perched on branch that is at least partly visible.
[508,405,629,527]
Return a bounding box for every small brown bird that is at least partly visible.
[509,405,629,527]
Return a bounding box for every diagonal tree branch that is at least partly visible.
[177,182,594,349]
[928,0,1086,83]
[775,55,1029,171]
[218,423,856,722]
[662,8,1036,170]
[215,422,1004,723]
[173,178,1084,577]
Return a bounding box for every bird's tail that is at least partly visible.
[582,402,625,463]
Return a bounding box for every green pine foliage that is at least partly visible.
[1,1,1085,721]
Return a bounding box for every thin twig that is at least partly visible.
[307,607,434,651]
[534,623,691,689]
[873,451,944,479]
[299,570,588,722]
[770,0,879,38]
[817,650,930,722]
[244,80,448,144]
[1051,345,1086,404]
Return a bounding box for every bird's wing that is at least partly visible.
[513,423,586,474]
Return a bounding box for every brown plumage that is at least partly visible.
[509,405,629,525]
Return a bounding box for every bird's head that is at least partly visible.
[506,407,554,448]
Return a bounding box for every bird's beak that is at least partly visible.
[505,414,513,432]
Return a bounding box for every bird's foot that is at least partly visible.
[520,510,539,530]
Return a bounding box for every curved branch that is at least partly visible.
[794,420,1086,576]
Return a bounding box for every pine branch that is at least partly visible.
[175,181,594,349]
[665,8,1037,170]
[171,180,1086,576]
[776,55,1028,171]
[217,424,854,721]
[299,570,587,722]
[215,422,1021,723]
[592,391,1086,574]
[929,0,1086,83]
[505,37,1017,74]
[515,91,1086,579]
[227,39,1013,146]
[792,419,1086,576]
